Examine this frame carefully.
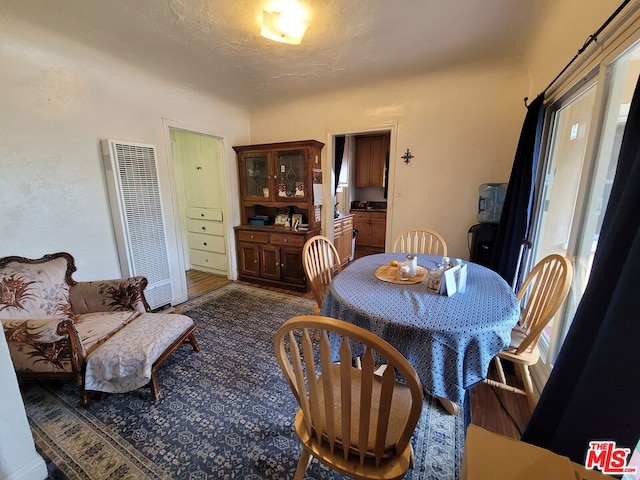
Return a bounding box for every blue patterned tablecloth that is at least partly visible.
[320,253,520,406]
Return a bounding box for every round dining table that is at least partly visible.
[320,253,520,409]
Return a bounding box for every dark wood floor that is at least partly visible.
[185,267,532,439]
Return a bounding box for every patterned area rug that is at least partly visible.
[22,283,469,479]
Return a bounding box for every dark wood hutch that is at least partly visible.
[233,139,324,292]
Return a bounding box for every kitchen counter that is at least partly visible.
[351,201,387,212]
[350,208,387,212]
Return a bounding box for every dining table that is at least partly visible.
[320,252,520,411]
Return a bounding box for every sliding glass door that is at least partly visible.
[531,40,640,363]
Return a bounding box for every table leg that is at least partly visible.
[375,364,460,415]
[437,397,460,415]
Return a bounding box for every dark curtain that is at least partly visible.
[522,75,640,464]
[334,136,346,191]
[490,94,545,287]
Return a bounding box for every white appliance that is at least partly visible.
[101,139,173,309]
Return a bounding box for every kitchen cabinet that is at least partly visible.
[355,134,389,188]
[333,215,353,266]
[233,140,324,291]
[352,211,387,250]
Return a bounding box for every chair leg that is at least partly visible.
[294,449,311,480]
[437,397,460,415]
[519,364,537,410]
[494,357,507,385]
[409,445,415,469]
[188,333,201,352]
[150,373,161,401]
[81,389,90,408]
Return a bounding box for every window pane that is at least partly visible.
[533,84,597,357]
[534,40,640,363]
[535,85,597,262]
[560,44,640,350]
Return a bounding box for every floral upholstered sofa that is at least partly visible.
[0,252,199,406]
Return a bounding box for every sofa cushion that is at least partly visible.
[84,313,194,393]
[74,311,141,355]
[70,278,148,314]
[0,257,72,321]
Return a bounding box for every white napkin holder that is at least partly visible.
[438,263,467,296]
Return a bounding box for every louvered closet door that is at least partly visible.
[102,139,173,309]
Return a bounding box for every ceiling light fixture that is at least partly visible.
[260,1,310,45]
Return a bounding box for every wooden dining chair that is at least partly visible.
[274,315,424,480]
[392,228,447,256]
[302,235,342,314]
[484,254,573,409]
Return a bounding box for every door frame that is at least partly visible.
[161,118,234,305]
[324,123,398,249]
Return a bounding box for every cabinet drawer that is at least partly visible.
[186,207,223,221]
[353,212,369,221]
[188,232,226,253]
[237,230,269,244]
[370,212,387,222]
[341,216,353,228]
[186,218,224,235]
[270,234,304,247]
[333,221,343,235]
[190,250,227,272]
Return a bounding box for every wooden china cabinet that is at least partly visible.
[233,140,324,292]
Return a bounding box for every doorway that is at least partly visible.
[169,129,230,299]
[331,128,393,259]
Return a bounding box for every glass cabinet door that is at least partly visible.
[242,154,270,199]
[275,150,307,201]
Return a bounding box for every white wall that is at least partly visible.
[0,15,249,288]
[0,333,48,480]
[250,61,528,258]
[524,0,623,97]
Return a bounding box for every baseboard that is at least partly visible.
[1,455,48,480]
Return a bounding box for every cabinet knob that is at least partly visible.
[196,166,202,170]
[250,234,254,239]
[284,238,288,242]
[203,242,207,246]
[254,259,258,263]
[281,263,284,267]
[201,213,204,217]
[202,226,206,231]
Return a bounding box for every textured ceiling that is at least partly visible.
[2,0,547,108]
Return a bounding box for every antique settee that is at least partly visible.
[0,252,199,406]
